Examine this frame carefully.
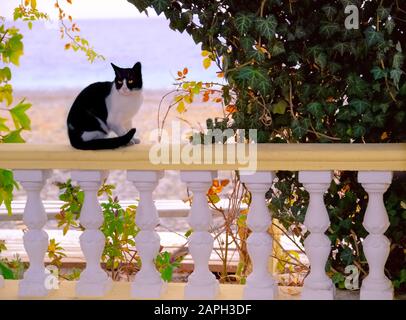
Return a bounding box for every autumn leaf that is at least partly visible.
[176,101,186,113]
[183,67,188,75]
[203,57,212,69]
[381,131,389,140]
[226,105,237,113]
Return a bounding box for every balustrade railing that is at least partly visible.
[0,143,405,300]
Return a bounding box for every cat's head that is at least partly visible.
[111,62,142,95]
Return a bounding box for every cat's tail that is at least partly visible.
[70,129,136,150]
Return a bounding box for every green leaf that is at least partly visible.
[370,66,386,80]
[0,117,10,132]
[315,52,327,70]
[271,100,288,114]
[0,262,15,279]
[385,18,395,34]
[350,99,370,114]
[291,118,309,139]
[364,28,384,47]
[151,0,169,15]
[3,129,24,143]
[393,52,404,69]
[0,67,12,82]
[353,124,366,138]
[322,5,337,20]
[340,247,354,264]
[270,41,285,56]
[9,100,31,130]
[234,66,270,96]
[234,13,255,35]
[255,16,277,40]
[160,266,173,282]
[319,22,340,38]
[390,69,404,89]
[306,102,323,117]
[333,43,349,56]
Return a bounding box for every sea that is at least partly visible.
[8,18,219,91]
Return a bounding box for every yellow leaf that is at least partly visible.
[64,43,71,50]
[184,94,193,104]
[31,0,37,9]
[203,57,212,69]
[381,131,388,140]
[217,72,224,78]
[176,101,186,113]
[201,50,210,57]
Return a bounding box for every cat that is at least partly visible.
[67,62,143,150]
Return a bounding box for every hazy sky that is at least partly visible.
[0,0,156,20]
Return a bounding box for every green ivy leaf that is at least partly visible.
[364,28,384,47]
[234,66,270,96]
[291,118,309,139]
[270,41,285,56]
[151,0,169,15]
[370,66,386,80]
[306,102,323,117]
[350,99,370,114]
[319,22,340,38]
[234,13,255,35]
[393,52,404,69]
[322,5,337,20]
[353,123,366,138]
[255,16,277,40]
[390,69,404,89]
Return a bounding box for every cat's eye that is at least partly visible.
[117,80,123,84]
[128,80,134,84]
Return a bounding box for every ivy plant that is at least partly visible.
[128,0,406,293]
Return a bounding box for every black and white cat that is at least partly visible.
[67,62,143,150]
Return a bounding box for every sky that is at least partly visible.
[0,0,156,20]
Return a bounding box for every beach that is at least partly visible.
[12,89,224,201]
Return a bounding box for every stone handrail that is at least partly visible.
[0,143,405,300]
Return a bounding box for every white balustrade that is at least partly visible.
[127,170,164,298]
[358,171,394,300]
[0,167,398,301]
[299,171,335,300]
[14,169,51,297]
[240,171,277,300]
[180,171,219,299]
[71,170,112,297]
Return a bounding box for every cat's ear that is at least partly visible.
[111,63,120,75]
[133,62,141,71]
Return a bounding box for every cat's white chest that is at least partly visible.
[105,87,143,129]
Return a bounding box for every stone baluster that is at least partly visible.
[71,170,112,297]
[299,171,334,300]
[14,170,51,297]
[240,171,277,300]
[180,171,219,299]
[127,170,164,298]
[358,171,394,300]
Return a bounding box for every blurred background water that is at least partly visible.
[10,18,219,91]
